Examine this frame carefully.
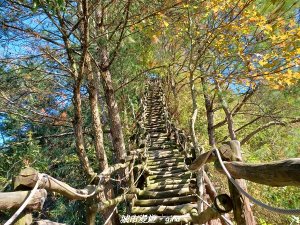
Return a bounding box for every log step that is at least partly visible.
[145,183,189,191]
[147,154,181,161]
[148,171,192,181]
[131,203,197,215]
[133,195,197,206]
[147,174,194,184]
[147,158,184,165]
[148,178,195,186]
[148,164,186,172]
[148,167,187,176]
[147,162,185,169]
[138,187,192,199]
[148,145,177,150]
[147,160,185,168]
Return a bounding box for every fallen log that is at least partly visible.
[216,158,300,187]
[0,189,47,211]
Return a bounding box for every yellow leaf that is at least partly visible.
[265,24,272,31]
[163,20,169,28]
[258,60,267,66]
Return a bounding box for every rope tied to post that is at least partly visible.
[4,173,47,225]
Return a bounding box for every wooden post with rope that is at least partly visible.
[11,169,37,225]
[224,140,256,225]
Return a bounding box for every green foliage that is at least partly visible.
[32,0,65,12]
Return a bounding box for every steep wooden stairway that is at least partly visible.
[124,81,198,224]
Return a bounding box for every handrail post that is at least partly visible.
[227,140,256,225]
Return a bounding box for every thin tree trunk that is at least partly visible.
[87,57,120,225]
[94,4,126,162]
[200,77,225,225]
[101,68,126,161]
[72,82,94,177]
[188,72,205,216]
[201,77,215,147]
[216,83,256,225]
[189,71,199,151]
[87,59,108,171]
[169,68,179,118]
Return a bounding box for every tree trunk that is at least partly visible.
[201,77,215,147]
[87,58,119,225]
[94,3,126,162]
[227,142,256,225]
[87,60,108,171]
[169,68,179,119]
[73,81,94,177]
[216,82,256,225]
[101,68,126,161]
[216,83,237,140]
[189,71,199,151]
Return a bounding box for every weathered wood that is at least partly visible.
[0,189,47,211]
[146,178,195,186]
[136,187,192,199]
[204,173,230,225]
[146,183,188,191]
[11,170,42,225]
[101,160,131,177]
[86,205,97,225]
[219,141,242,161]
[217,158,300,186]
[99,194,135,211]
[188,145,238,171]
[225,140,256,225]
[189,151,214,171]
[133,195,197,207]
[14,158,145,201]
[14,168,97,200]
[203,171,217,199]
[191,194,233,224]
[129,195,232,223]
[147,170,191,180]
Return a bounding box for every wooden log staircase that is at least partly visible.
[123,81,198,224]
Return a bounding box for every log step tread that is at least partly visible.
[131,203,197,215]
[133,195,197,206]
[138,187,192,199]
